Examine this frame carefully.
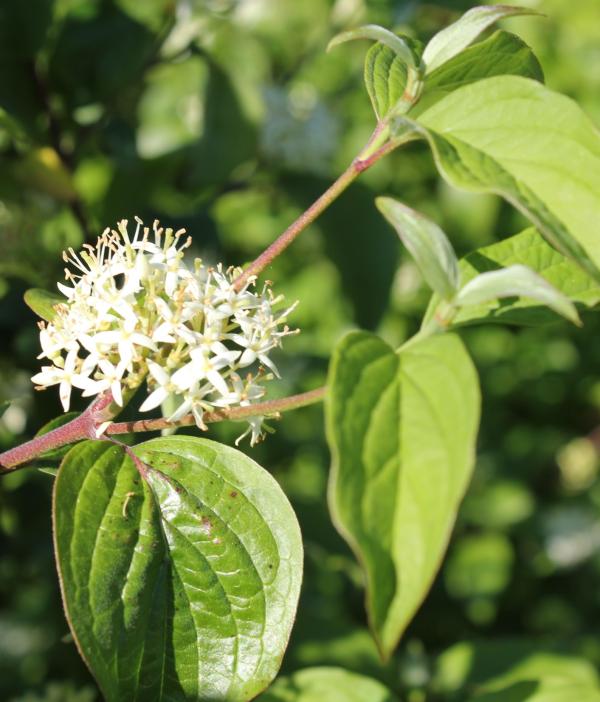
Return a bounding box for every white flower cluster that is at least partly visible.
[31,218,297,445]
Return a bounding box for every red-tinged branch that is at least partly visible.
[0,392,115,474]
[233,125,398,290]
[0,387,326,475]
[105,386,326,436]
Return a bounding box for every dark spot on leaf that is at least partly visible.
[230,491,238,498]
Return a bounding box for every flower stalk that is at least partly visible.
[0,387,326,474]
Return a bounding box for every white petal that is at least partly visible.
[206,369,229,397]
[139,387,168,412]
[59,380,72,412]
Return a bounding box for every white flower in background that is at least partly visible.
[31,218,297,445]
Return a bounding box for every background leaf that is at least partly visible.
[326,331,480,658]
[24,288,64,322]
[425,227,600,327]
[434,640,600,701]
[257,666,399,701]
[410,76,600,280]
[53,437,303,701]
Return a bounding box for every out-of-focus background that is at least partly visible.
[0,0,599,700]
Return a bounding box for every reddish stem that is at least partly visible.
[233,128,398,290]
[0,387,326,475]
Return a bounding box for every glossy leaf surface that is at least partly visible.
[53,437,303,701]
[326,331,480,658]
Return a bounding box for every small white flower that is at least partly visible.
[31,347,96,411]
[139,361,179,412]
[31,218,297,443]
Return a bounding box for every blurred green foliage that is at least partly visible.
[0,0,599,700]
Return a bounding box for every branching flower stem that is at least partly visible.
[0,387,326,474]
[0,122,401,476]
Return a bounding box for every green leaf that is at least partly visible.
[328,25,420,71]
[435,640,600,697]
[467,679,600,702]
[53,437,303,701]
[257,667,399,702]
[363,35,424,121]
[326,331,480,658]
[456,264,580,325]
[424,227,600,328]
[376,196,459,300]
[0,400,10,419]
[422,5,538,74]
[413,30,543,116]
[404,76,600,282]
[24,287,64,322]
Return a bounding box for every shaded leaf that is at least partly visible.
[24,287,64,322]
[53,437,303,701]
[376,196,459,299]
[326,331,480,658]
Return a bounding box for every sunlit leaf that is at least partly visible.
[413,30,543,116]
[326,331,480,658]
[404,76,600,281]
[424,227,600,328]
[456,264,580,325]
[422,5,539,74]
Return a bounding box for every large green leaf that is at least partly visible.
[326,331,480,658]
[424,227,600,327]
[53,437,303,701]
[413,30,543,116]
[405,76,600,281]
[257,667,399,702]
